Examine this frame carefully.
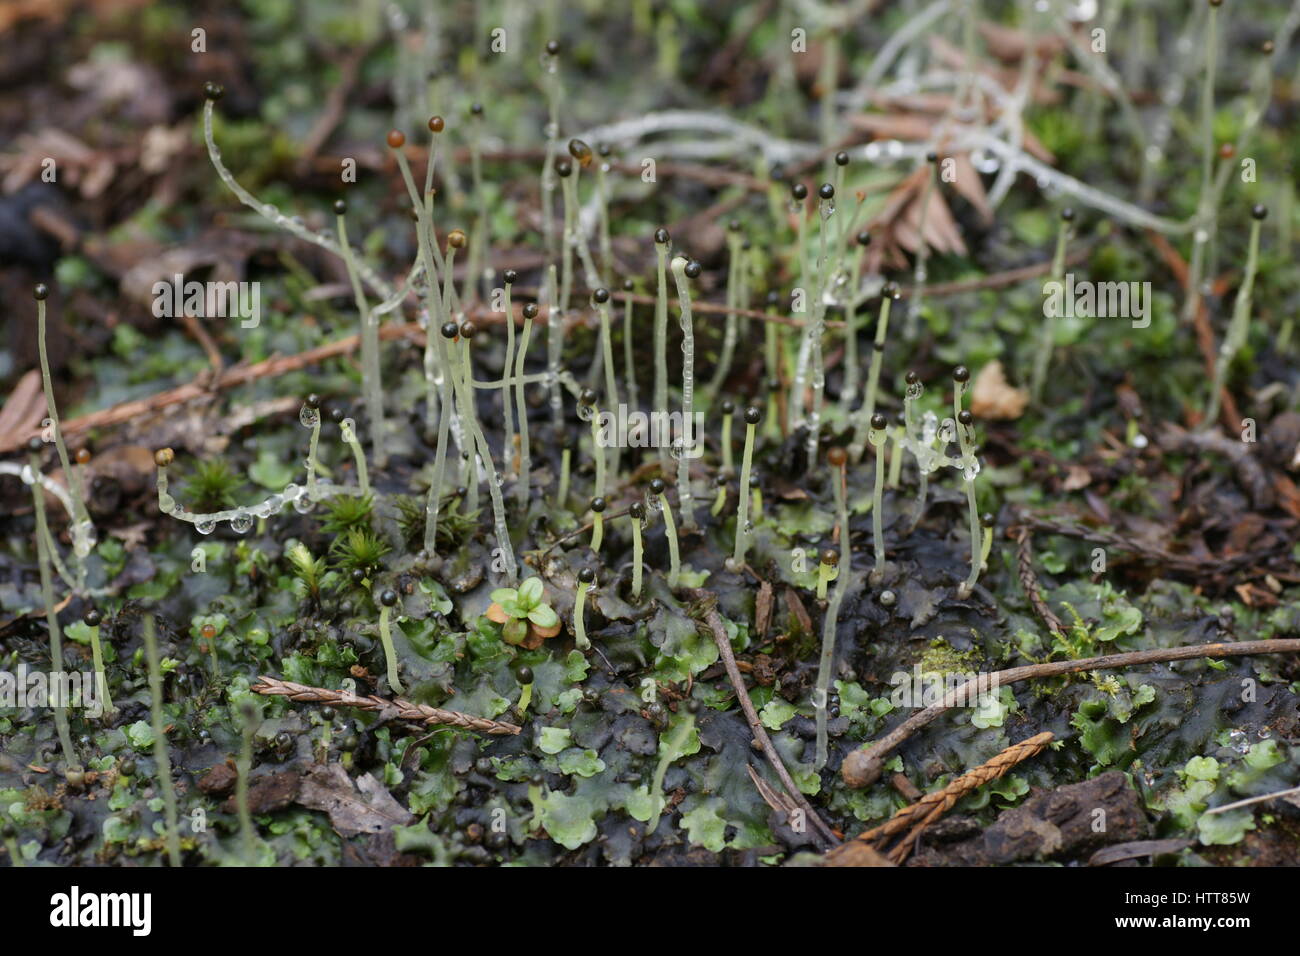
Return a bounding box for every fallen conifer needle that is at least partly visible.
[828,731,1055,865]
[252,676,522,736]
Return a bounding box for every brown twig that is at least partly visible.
[842,639,1300,788]
[1144,229,1241,429]
[252,675,521,736]
[1016,510,1274,576]
[898,240,1094,298]
[691,592,839,846]
[297,43,374,169]
[176,312,225,381]
[1,320,419,455]
[828,732,1054,865]
[1014,526,1065,636]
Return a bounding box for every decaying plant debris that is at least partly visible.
[2,0,1300,869]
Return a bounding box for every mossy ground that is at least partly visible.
[1,0,1299,867]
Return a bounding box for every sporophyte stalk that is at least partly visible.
[334,200,387,468]
[1030,207,1074,404]
[730,405,762,570]
[377,588,405,695]
[669,256,701,528]
[574,568,595,649]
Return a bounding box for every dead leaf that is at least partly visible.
[296,763,413,837]
[1272,474,1300,522]
[222,769,301,815]
[948,152,994,225]
[755,580,773,640]
[970,360,1028,420]
[197,761,238,796]
[783,587,812,635]
[821,841,896,867]
[108,522,151,550]
[0,129,116,198]
[977,21,1067,63]
[1062,465,1092,492]
[0,370,44,451]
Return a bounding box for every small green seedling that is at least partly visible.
[490,577,560,647]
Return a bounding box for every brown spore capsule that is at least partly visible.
[567,139,593,168]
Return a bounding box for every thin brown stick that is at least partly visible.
[1017,510,1274,576]
[692,593,839,846]
[252,676,521,736]
[297,43,374,168]
[842,639,1300,788]
[1014,526,1065,636]
[176,312,225,379]
[0,321,420,455]
[903,242,1093,298]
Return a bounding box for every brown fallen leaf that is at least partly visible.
[970,360,1028,420]
[977,20,1068,63]
[819,841,895,867]
[947,152,994,225]
[863,166,970,271]
[0,129,116,198]
[784,587,812,635]
[197,761,238,797]
[296,763,413,837]
[221,769,301,814]
[1062,464,1092,492]
[1272,473,1300,522]
[755,579,773,640]
[0,370,45,452]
